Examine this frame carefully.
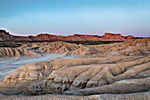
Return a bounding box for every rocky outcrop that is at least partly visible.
[101,33,125,41]
[0,29,135,42]
[100,33,137,41]
[0,30,15,41]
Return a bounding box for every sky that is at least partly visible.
[0,0,150,37]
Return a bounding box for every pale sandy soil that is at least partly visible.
[0,54,77,80]
[0,92,150,100]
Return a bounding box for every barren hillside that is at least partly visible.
[0,30,135,42]
[0,39,149,98]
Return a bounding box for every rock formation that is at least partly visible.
[0,55,149,95]
[101,33,125,41]
[0,30,14,41]
[1,38,149,58]
[0,29,135,42]
[0,47,40,58]
[0,39,149,96]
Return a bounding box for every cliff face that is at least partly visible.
[0,30,135,42]
[101,33,135,41]
[101,33,124,40]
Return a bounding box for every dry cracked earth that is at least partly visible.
[0,39,150,100]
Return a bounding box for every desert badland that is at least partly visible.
[0,30,150,100]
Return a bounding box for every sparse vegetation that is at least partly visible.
[0,42,21,48]
[0,41,122,47]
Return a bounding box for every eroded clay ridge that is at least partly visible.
[0,29,135,42]
[0,47,40,58]
[0,38,150,58]
[0,55,149,95]
[0,39,149,95]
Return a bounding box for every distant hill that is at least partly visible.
[0,29,135,42]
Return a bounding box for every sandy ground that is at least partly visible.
[0,92,150,100]
[0,54,76,80]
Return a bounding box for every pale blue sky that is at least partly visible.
[0,0,150,37]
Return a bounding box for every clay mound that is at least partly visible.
[18,39,150,57]
[91,38,150,56]
[0,47,40,58]
[49,39,150,56]
[110,39,150,56]
[42,42,97,56]
[22,41,98,57]
[0,39,149,58]
[0,55,149,95]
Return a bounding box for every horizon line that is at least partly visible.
[0,28,149,37]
